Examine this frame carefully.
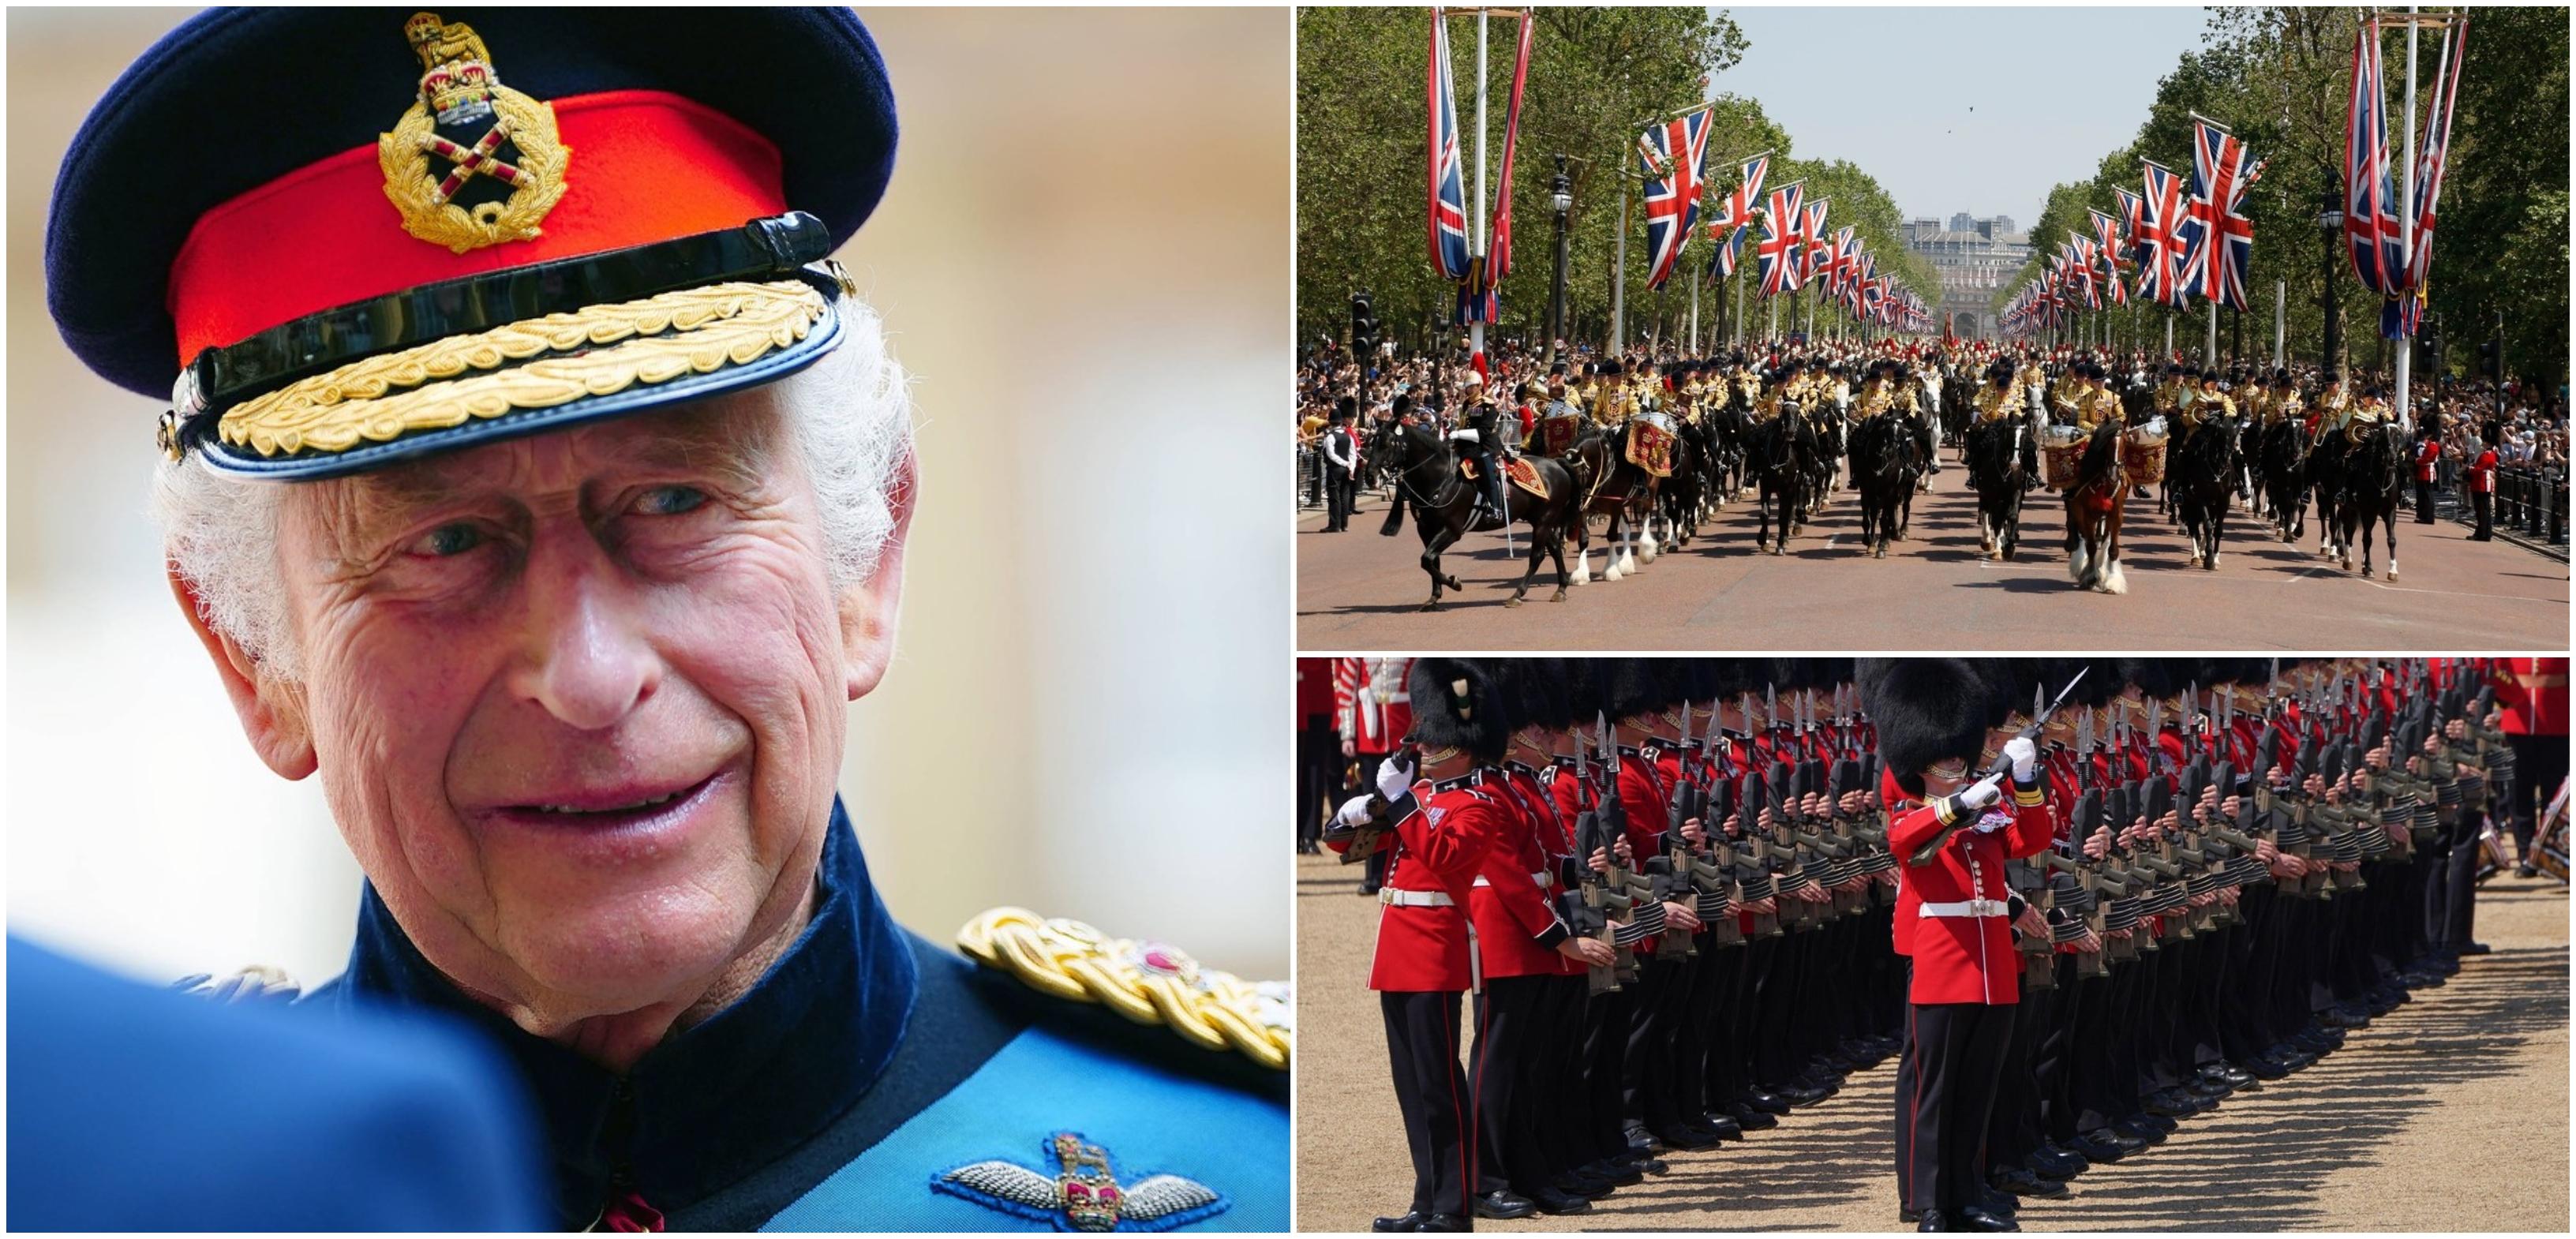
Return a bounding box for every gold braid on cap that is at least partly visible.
[214,279,826,458]
[958,908,1291,1071]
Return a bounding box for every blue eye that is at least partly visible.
[417,523,485,557]
[636,485,709,516]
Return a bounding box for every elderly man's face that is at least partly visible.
[183,390,908,1054]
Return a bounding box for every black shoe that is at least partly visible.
[2516,864,2539,878]
[1959,1204,2022,1232]
[2462,941,2492,955]
[1900,1205,1922,1225]
[1591,1159,1643,1188]
[1777,1081,1833,1108]
[1559,1172,1612,1200]
[1358,884,1383,897]
[1649,1125,1720,1151]
[2071,1132,2129,1163]
[1527,1187,1593,1216]
[2242,1054,2290,1080]
[1416,1212,1473,1232]
[2113,1117,2166,1144]
[1472,1190,1535,1220]
[1724,1101,1780,1131]
[2027,1145,2086,1180]
[1371,1211,1426,1232]
[1699,1111,1746,1142]
[1742,1090,1794,1115]
[1990,1166,2054,1198]
[1623,1124,1665,1156]
[2144,1091,2195,1117]
[1635,1156,1670,1177]
[1915,1207,1950,1233]
[1978,1187,2019,1215]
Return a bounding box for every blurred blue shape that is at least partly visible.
[6,935,545,1231]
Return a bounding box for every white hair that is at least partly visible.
[151,295,915,683]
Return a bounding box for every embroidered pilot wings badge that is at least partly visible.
[935,1132,1225,1232]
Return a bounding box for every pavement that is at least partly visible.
[1295,460,2569,649]
[1293,850,2570,1232]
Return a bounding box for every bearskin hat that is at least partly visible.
[1859,658,1990,794]
[1407,657,1507,763]
[1608,657,1676,722]
[2119,657,2187,702]
[1508,658,1573,735]
[1975,659,2050,729]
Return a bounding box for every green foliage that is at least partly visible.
[1297,5,1929,351]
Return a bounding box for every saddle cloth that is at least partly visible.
[1458,456,1550,500]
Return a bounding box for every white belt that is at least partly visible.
[1380,888,1456,908]
[1470,870,1554,890]
[1919,899,2009,919]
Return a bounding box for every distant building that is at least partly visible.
[1903,213,2031,339]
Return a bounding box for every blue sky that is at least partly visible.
[1709,6,2214,228]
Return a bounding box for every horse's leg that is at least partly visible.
[2383,505,2398,582]
[2208,498,2225,570]
[1418,525,1455,611]
[1547,524,1571,602]
[1507,526,1546,607]
[2102,509,2129,595]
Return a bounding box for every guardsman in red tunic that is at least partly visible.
[1866,659,2054,1233]
[2467,420,2500,541]
[2413,416,2443,524]
[1604,661,1707,1155]
[1325,657,1505,1233]
[1466,661,1615,1221]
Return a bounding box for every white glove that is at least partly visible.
[1376,755,1417,803]
[2004,736,2038,782]
[1956,773,2005,811]
[1335,795,1376,829]
[1448,428,1482,444]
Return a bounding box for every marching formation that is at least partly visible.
[1312,335,2485,610]
[1319,656,2540,1232]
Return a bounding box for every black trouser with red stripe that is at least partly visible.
[1382,990,1473,1217]
[1472,975,1552,1199]
[1901,1000,2015,1214]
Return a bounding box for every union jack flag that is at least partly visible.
[1705,224,1746,281]
[1711,153,1769,234]
[2180,119,2262,310]
[1825,225,1856,298]
[2090,209,2129,306]
[1801,199,1831,289]
[1426,9,1470,282]
[2398,16,2469,335]
[1481,12,1534,299]
[2136,161,2188,307]
[2344,18,2404,296]
[2070,235,2102,309]
[2113,187,2145,266]
[1638,105,1714,290]
[1756,182,1805,296]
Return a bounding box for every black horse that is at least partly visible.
[1963,417,2024,560]
[1747,407,1815,555]
[1372,420,1587,609]
[2308,431,2349,561]
[2169,415,2241,570]
[2333,422,2406,581]
[1848,413,1923,560]
[2257,419,2311,544]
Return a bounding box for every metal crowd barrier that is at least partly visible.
[2492,466,2568,545]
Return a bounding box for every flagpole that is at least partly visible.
[1469,9,1488,370]
[1613,185,1627,356]
[2394,4,2418,429]
[1690,273,1701,353]
[2274,279,2285,368]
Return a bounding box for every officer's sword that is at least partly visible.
[1908,666,2090,867]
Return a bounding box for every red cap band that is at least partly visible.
[167,90,787,368]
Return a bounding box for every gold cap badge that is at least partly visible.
[378,13,571,253]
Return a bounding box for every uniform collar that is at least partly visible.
[329,798,917,1226]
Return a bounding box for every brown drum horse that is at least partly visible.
[2061,422,2130,593]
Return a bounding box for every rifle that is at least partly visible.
[1907,665,2091,866]
[1325,743,1418,867]
[1734,765,1784,938]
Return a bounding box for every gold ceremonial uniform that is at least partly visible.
[2069,386,2124,434]
[1856,380,1893,419]
[1974,384,2016,423]
[2267,387,2301,429]
[1592,380,1634,428]
[2180,391,2232,432]
[2311,385,2351,442]
[2344,396,2393,444]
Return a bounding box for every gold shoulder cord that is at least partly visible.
[958,908,1291,1072]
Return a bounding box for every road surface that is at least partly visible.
[1296,461,2567,649]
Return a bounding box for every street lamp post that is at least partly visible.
[1548,155,1571,369]
[2317,186,2344,373]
